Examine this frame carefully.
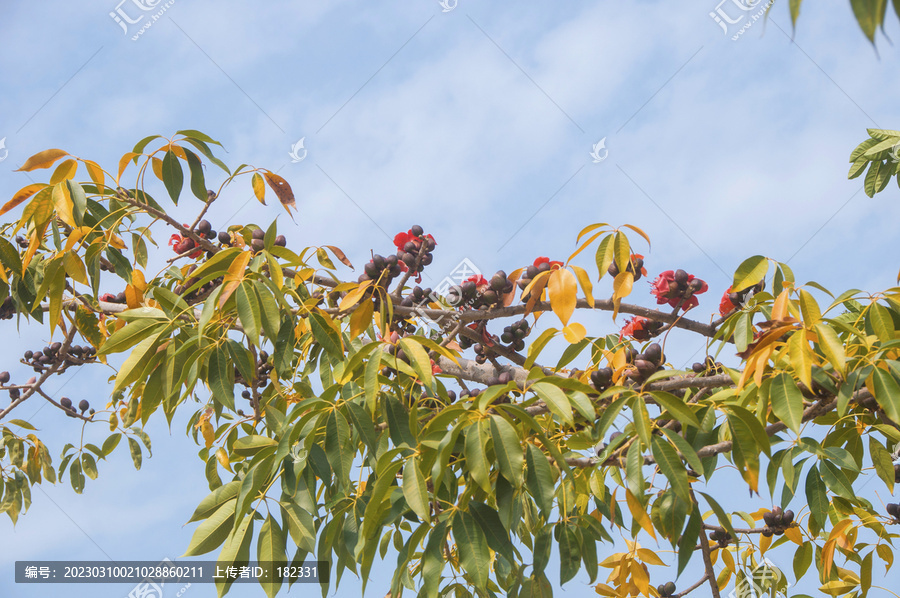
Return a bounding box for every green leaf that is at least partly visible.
[805,465,829,525]
[557,523,581,586]
[215,513,254,597]
[80,453,98,480]
[793,541,813,580]
[127,436,142,470]
[257,514,287,598]
[868,301,895,343]
[464,419,492,493]
[869,437,896,493]
[697,491,737,542]
[324,410,352,486]
[649,391,700,429]
[161,150,183,204]
[383,394,415,448]
[183,498,237,556]
[235,282,261,347]
[281,501,316,553]
[309,312,343,358]
[97,318,164,356]
[789,0,802,26]
[677,508,702,576]
[733,255,768,292]
[132,134,161,161]
[399,337,434,389]
[531,382,573,426]
[651,436,691,502]
[468,501,515,564]
[453,510,490,588]
[183,148,208,202]
[871,367,900,424]
[188,481,241,523]
[490,415,524,488]
[770,373,804,435]
[232,435,277,457]
[402,456,431,524]
[524,328,557,370]
[659,428,704,476]
[525,443,555,514]
[850,0,881,42]
[820,460,855,499]
[208,344,235,411]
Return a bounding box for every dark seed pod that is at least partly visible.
[252,228,265,240]
[674,269,689,285]
[78,399,89,412]
[251,238,265,252]
[274,235,286,247]
[0,372,8,384]
[218,231,232,245]
[60,397,72,409]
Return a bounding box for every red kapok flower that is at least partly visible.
[649,269,707,311]
[620,316,653,341]
[719,286,737,317]
[393,231,415,250]
[430,359,442,374]
[534,256,564,270]
[466,274,489,289]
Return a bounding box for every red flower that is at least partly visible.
[719,287,736,317]
[430,359,442,374]
[393,231,414,250]
[534,256,564,270]
[169,234,181,248]
[466,274,489,289]
[620,317,653,341]
[393,229,437,251]
[649,270,707,311]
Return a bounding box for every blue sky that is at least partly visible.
[1,1,899,597]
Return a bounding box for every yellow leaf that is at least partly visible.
[168,144,187,160]
[630,561,649,596]
[759,532,772,554]
[63,226,93,253]
[15,148,69,172]
[349,298,374,338]
[105,230,126,250]
[84,160,105,188]
[0,183,47,217]
[772,289,791,321]
[131,269,147,293]
[218,250,252,308]
[51,183,76,227]
[200,418,215,448]
[788,331,813,390]
[823,539,836,577]
[621,224,651,249]
[117,152,139,181]
[339,281,372,311]
[21,223,47,274]
[62,252,88,285]
[216,447,232,472]
[594,583,618,596]
[49,159,78,185]
[721,547,736,573]
[151,156,164,181]
[563,322,586,343]
[612,271,634,318]
[635,548,665,567]
[625,489,656,539]
[571,265,594,305]
[783,526,803,545]
[548,268,578,325]
[252,172,266,205]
